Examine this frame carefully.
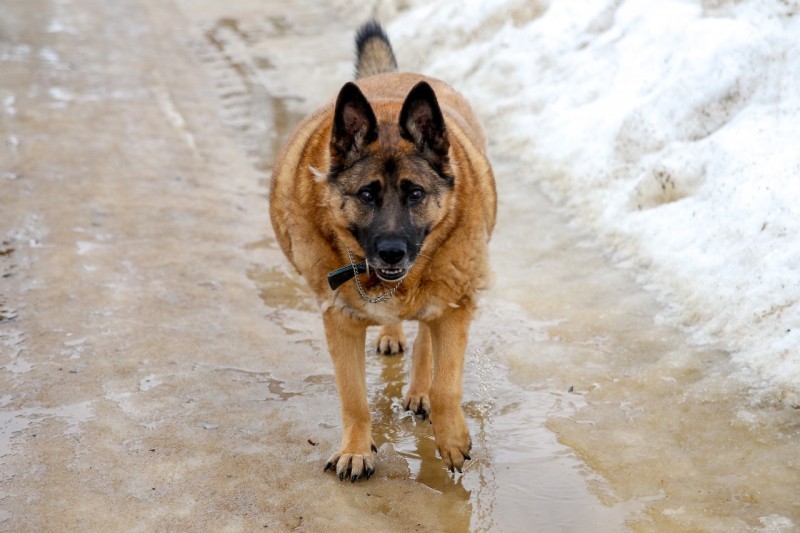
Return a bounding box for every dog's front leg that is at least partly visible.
[428,306,473,473]
[322,308,376,482]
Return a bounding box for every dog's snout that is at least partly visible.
[377,240,406,265]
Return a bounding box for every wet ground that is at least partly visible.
[1,0,799,531]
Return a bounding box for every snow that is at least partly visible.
[372,0,800,406]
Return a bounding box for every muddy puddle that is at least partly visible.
[1,0,797,530]
[246,257,634,530]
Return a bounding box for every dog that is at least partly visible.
[269,20,496,481]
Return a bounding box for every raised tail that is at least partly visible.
[354,20,398,79]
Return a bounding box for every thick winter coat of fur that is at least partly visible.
[269,20,496,481]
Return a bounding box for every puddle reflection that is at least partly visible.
[367,340,473,528]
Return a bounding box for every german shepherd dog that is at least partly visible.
[270,20,496,481]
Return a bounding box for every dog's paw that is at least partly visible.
[436,434,472,473]
[375,332,406,355]
[324,443,378,482]
[403,391,431,419]
[431,409,472,473]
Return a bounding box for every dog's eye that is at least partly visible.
[408,187,425,203]
[358,189,375,204]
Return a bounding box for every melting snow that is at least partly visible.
[386,0,800,406]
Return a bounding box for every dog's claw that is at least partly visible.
[326,449,376,483]
[375,330,406,356]
[380,346,403,355]
[371,443,378,453]
[404,393,431,420]
[463,454,471,461]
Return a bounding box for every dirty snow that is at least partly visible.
[368,0,800,406]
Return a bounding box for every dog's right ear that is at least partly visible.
[330,82,378,166]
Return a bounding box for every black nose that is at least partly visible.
[377,240,406,265]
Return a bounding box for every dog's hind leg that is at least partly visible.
[403,321,432,418]
[375,322,406,355]
[322,309,377,482]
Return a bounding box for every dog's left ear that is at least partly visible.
[331,82,378,165]
[399,81,449,163]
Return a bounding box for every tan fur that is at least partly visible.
[270,65,496,477]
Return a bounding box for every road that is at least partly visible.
[1,0,798,531]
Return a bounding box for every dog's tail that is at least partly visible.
[354,20,397,79]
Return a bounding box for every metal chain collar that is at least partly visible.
[345,245,403,304]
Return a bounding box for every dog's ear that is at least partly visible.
[331,82,378,165]
[399,81,449,163]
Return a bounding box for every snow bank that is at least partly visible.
[369,0,800,406]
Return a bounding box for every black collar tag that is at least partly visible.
[327,263,367,291]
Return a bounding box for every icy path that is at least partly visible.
[1,0,798,531]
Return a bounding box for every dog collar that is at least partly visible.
[327,262,367,290]
[328,245,404,303]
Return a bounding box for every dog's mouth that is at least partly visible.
[375,267,407,282]
[327,253,415,291]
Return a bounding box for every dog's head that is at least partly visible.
[326,81,454,282]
